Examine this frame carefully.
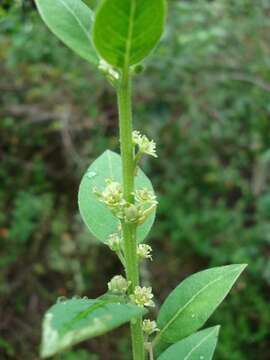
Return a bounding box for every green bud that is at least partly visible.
[124,204,139,223]
[107,233,121,251]
[132,64,145,74]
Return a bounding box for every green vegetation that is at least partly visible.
[0,1,270,359]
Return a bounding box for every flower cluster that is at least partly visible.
[137,244,153,260]
[107,275,129,294]
[130,286,155,308]
[132,131,157,158]
[94,180,157,225]
[142,319,159,336]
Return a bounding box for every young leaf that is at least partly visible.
[93,0,167,68]
[156,264,247,344]
[158,326,220,360]
[40,297,146,358]
[35,0,99,65]
[78,150,156,243]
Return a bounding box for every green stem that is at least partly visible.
[117,67,145,360]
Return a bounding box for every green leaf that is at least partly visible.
[78,150,156,243]
[156,264,246,344]
[35,0,99,65]
[40,297,146,358]
[158,326,220,360]
[93,0,167,68]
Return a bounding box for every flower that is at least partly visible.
[108,275,129,293]
[130,286,155,307]
[142,319,159,335]
[93,179,125,218]
[137,244,153,260]
[132,131,157,158]
[134,189,157,205]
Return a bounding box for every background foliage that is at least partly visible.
[1,0,270,359]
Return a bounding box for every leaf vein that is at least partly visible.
[158,268,240,341]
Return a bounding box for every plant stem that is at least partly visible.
[149,345,154,360]
[117,66,145,360]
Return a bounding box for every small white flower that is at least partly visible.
[108,275,129,293]
[142,319,159,335]
[93,179,126,218]
[130,286,155,308]
[137,244,153,260]
[132,131,157,158]
[134,189,157,205]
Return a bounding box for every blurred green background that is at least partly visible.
[1,0,270,359]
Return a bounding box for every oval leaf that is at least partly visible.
[41,297,146,358]
[93,0,167,68]
[158,326,220,360]
[78,150,156,243]
[156,264,247,344]
[35,0,99,65]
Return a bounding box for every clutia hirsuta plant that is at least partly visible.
[35,0,247,359]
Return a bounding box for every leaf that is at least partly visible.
[35,0,99,65]
[157,326,220,360]
[40,297,146,358]
[92,0,167,68]
[156,264,246,344]
[78,150,156,243]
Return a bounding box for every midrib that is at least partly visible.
[157,268,238,341]
[184,328,216,360]
[58,0,90,40]
[124,0,136,68]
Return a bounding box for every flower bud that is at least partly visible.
[98,59,120,81]
[124,204,139,223]
[107,275,129,294]
[107,233,121,252]
[132,64,145,74]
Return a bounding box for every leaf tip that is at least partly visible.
[213,324,221,335]
[236,263,248,272]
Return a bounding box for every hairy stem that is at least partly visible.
[117,66,145,360]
